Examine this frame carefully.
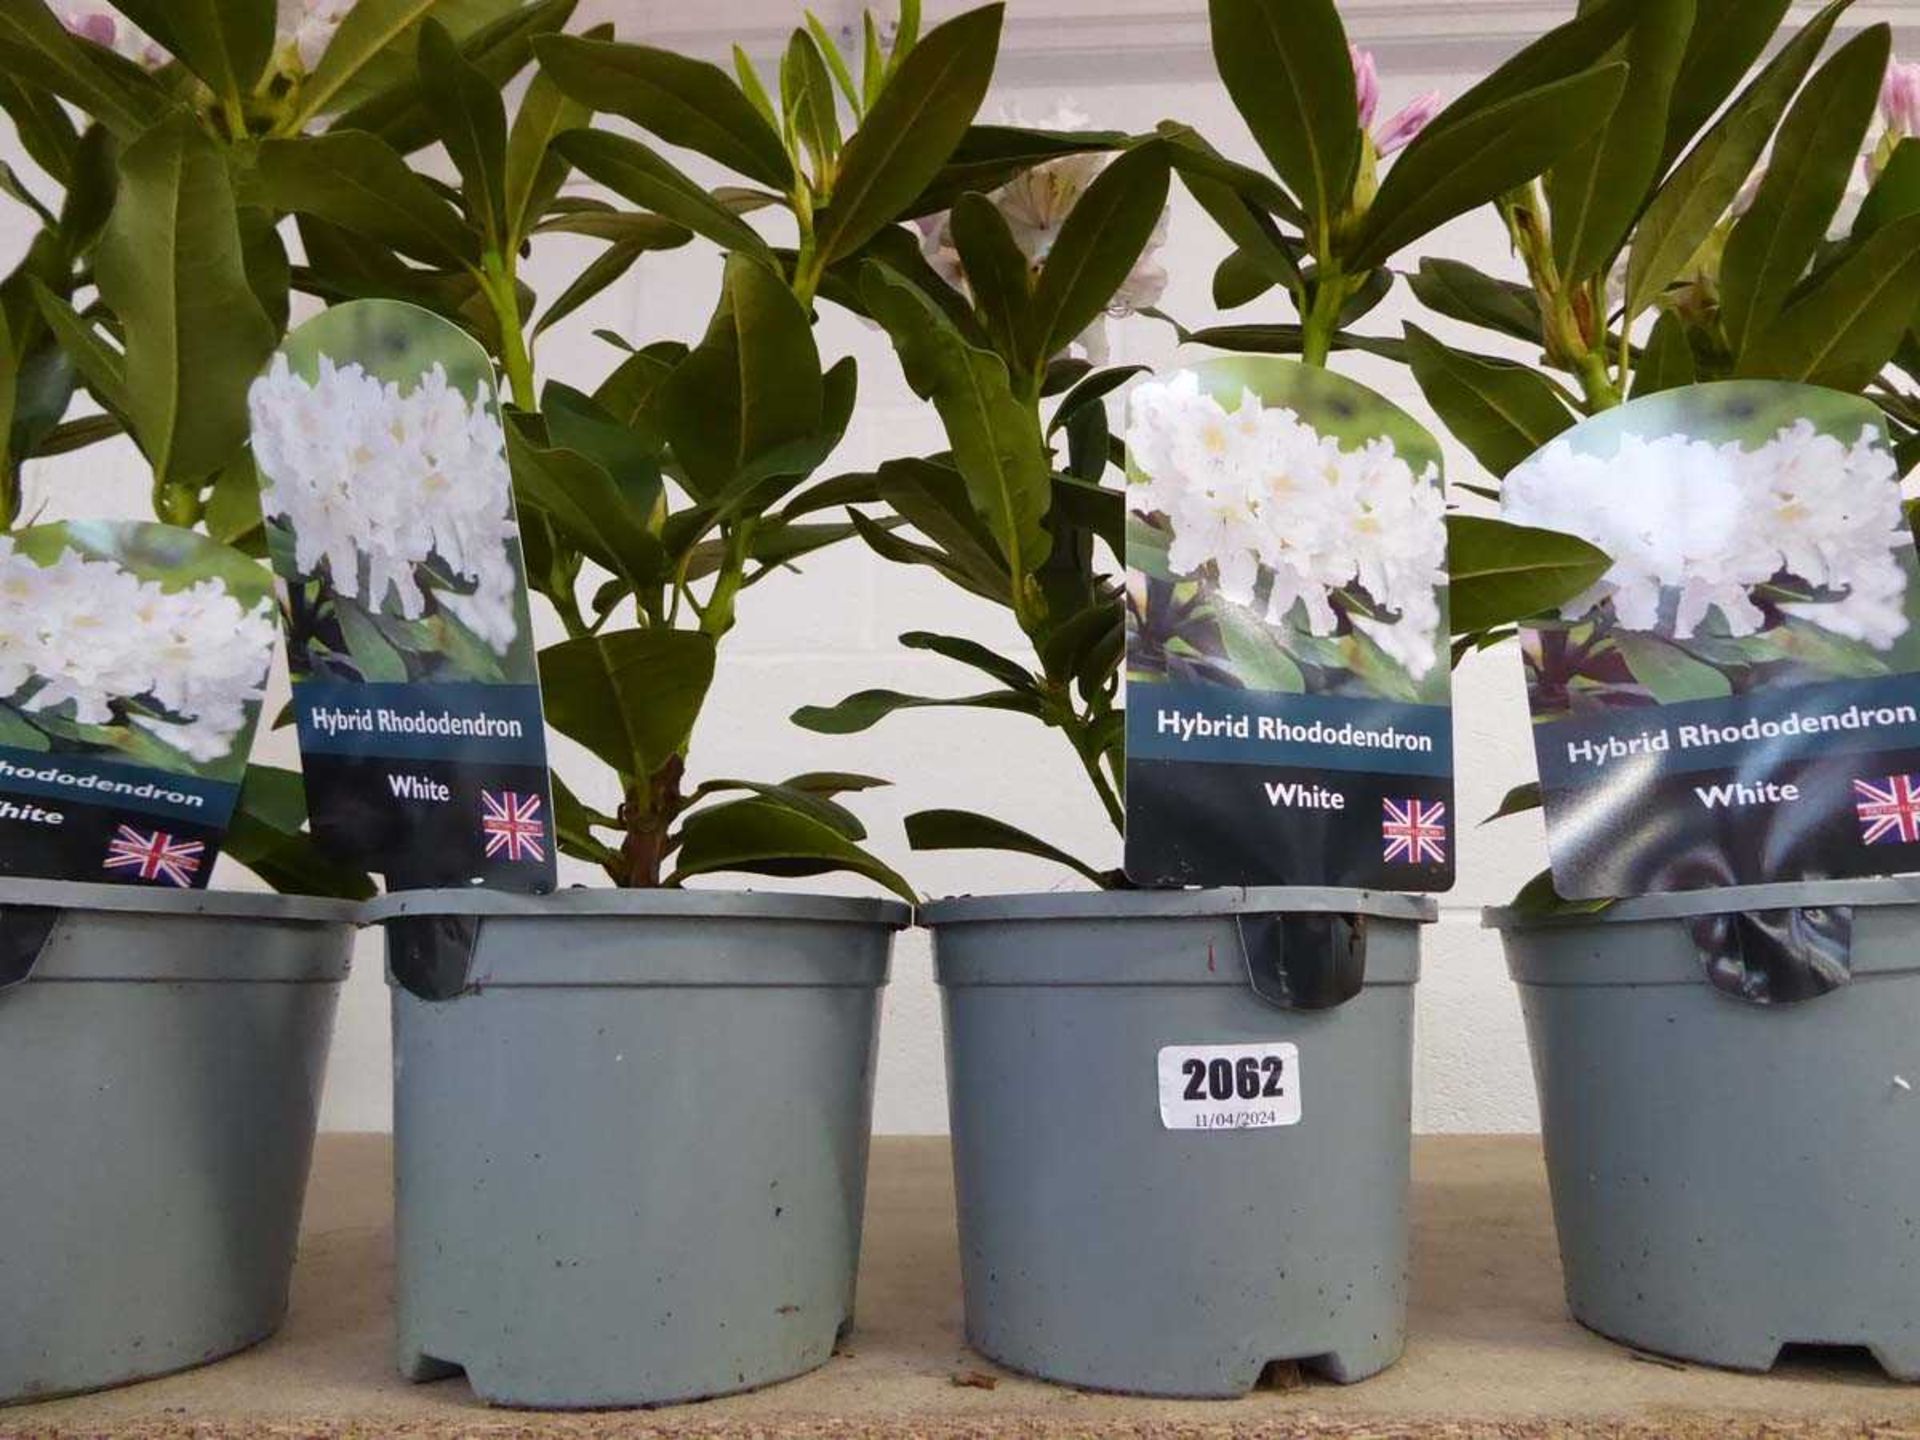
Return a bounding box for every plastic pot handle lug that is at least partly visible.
[387,914,483,1002]
[1235,912,1367,1011]
[0,905,61,992]
[1691,905,1854,1006]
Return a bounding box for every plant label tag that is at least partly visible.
[0,521,275,889]
[250,300,557,893]
[1157,1042,1301,1131]
[1123,358,1455,889]
[1509,382,1920,901]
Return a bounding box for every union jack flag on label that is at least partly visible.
[480,789,546,863]
[103,825,205,888]
[1382,798,1448,866]
[1853,774,1920,845]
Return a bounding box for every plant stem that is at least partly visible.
[1572,346,1620,413]
[1300,268,1348,369]
[790,187,823,310]
[1079,732,1125,833]
[482,254,537,411]
[618,756,684,886]
[700,520,757,641]
[1049,683,1124,834]
[1512,201,1624,415]
[792,250,824,310]
[216,87,249,143]
[551,583,590,640]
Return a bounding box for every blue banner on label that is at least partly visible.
[1534,675,1920,790]
[0,746,237,825]
[295,681,550,765]
[1126,681,1451,777]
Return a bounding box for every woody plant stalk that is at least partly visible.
[486,2,1123,894]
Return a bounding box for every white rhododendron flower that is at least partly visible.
[0,538,275,764]
[1504,421,1908,649]
[249,356,523,655]
[1126,372,1449,679]
[60,0,355,76]
[918,103,1169,362]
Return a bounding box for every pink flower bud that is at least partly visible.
[1350,45,1381,130]
[61,4,166,69]
[1375,92,1443,156]
[1885,59,1920,141]
[62,8,117,47]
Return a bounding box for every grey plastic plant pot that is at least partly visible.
[1489,877,1920,1379]
[0,878,353,1406]
[925,887,1432,1398]
[367,887,909,1410]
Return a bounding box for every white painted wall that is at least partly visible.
[5,2,1901,1135]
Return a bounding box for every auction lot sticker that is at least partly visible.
[0,521,274,888]
[1506,381,1920,898]
[250,300,556,891]
[1123,357,1454,890]
[1157,1041,1302,1131]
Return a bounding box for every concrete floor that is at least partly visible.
[9,1136,1920,1439]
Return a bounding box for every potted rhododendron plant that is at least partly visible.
[1375,0,1920,1380]
[791,0,1629,1400]
[338,1,1173,1410]
[0,0,595,894]
[0,523,357,1404]
[0,0,605,1401]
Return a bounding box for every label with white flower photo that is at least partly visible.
[250,300,556,892]
[1509,382,1920,899]
[1123,358,1454,890]
[0,521,275,888]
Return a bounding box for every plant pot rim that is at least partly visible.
[920,886,1437,927]
[0,876,357,924]
[362,885,912,929]
[1484,874,1920,933]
